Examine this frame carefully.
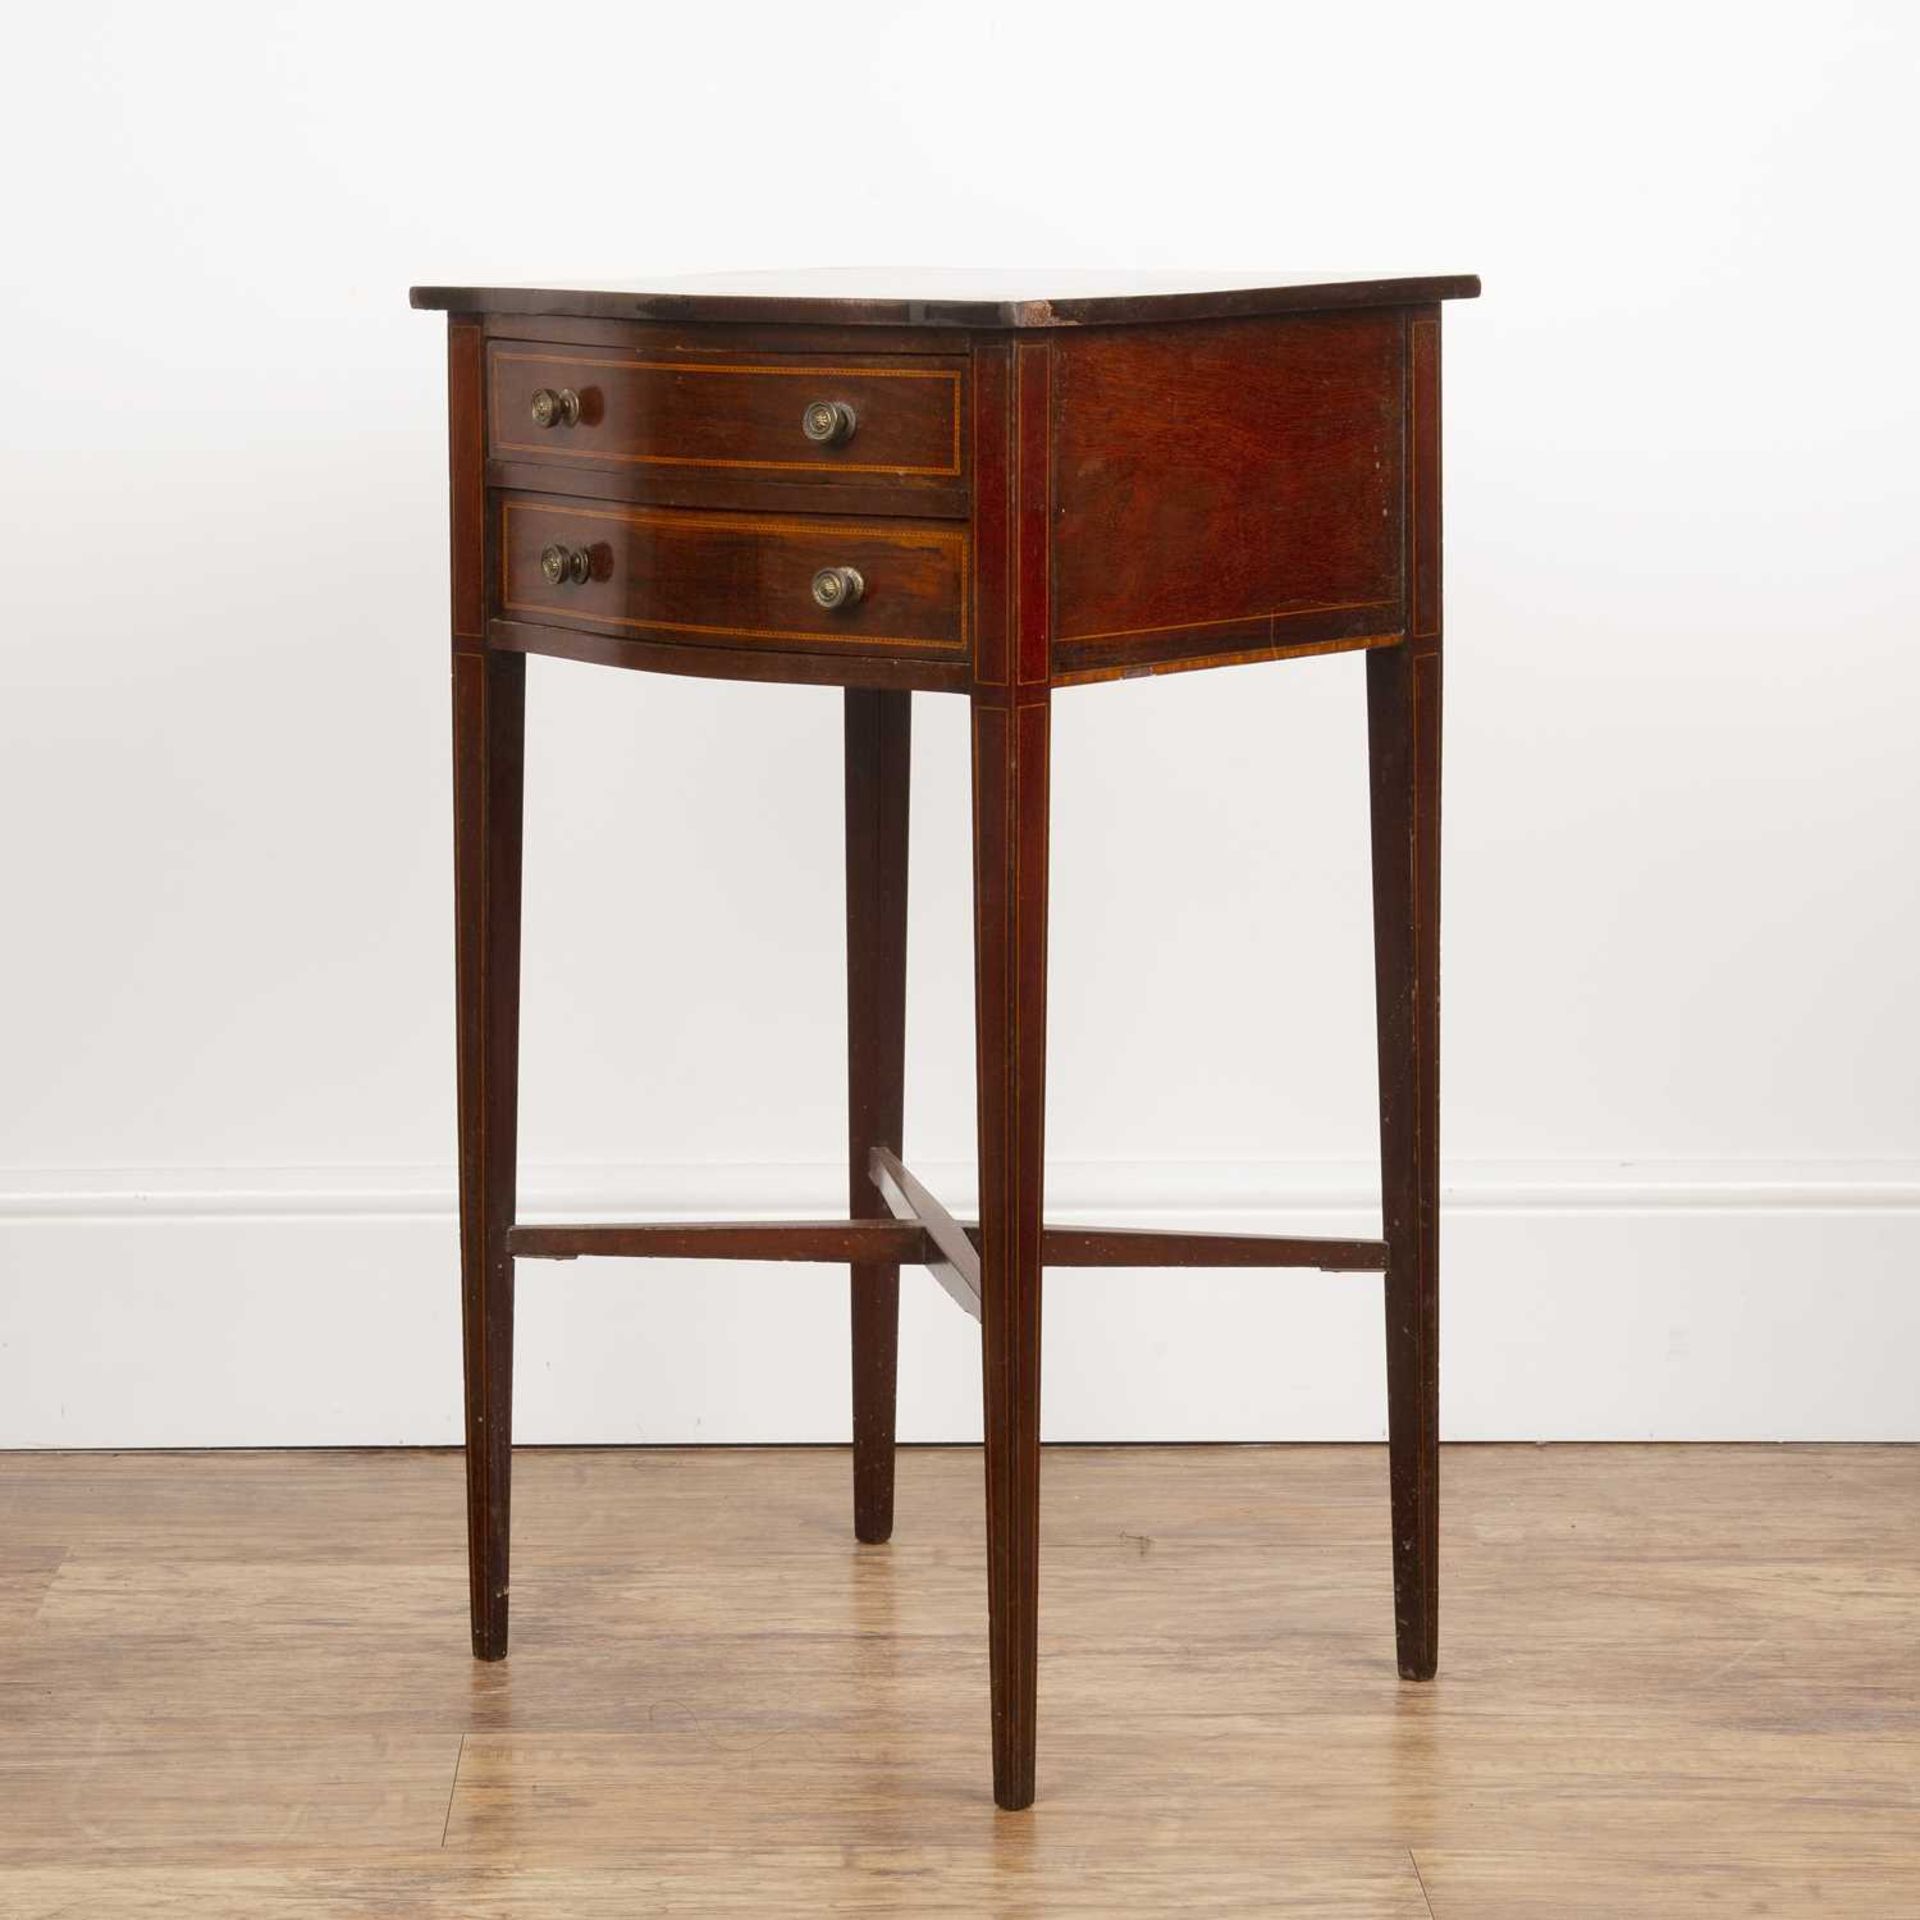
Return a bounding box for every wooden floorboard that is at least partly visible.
[0,1444,1914,1915]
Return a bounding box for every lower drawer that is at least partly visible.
[497,494,968,660]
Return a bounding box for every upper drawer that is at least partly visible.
[487,344,966,485]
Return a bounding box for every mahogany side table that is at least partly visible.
[412,269,1479,1809]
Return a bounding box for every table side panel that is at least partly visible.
[1048,312,1407,679]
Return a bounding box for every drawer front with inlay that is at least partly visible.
[498,495,968,660]
[488,345,966,488]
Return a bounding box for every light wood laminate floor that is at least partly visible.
[0,1445,1914,1915]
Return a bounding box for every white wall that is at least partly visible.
[2,0,1916,1445]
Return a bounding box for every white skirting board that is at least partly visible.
[2,1160,1916,1446]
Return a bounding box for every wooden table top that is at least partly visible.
[410,267,1481,329]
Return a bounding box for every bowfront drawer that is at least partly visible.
[498,495,968,661]
[487,344,965,487]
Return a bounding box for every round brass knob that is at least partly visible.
[801,399,857,447]
[811,565,864,611]
[540,543,593,587]
[530,386,582,430]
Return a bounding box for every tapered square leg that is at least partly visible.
[845,688,911,1544]
[1367,639,1441,1680]
[971,691,1050,1810]
[452,645,525,1661]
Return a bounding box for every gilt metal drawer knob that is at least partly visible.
[801,399,857,446]
[540,542,593,587]
[529,386,583,430]
[811,565,864,610]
